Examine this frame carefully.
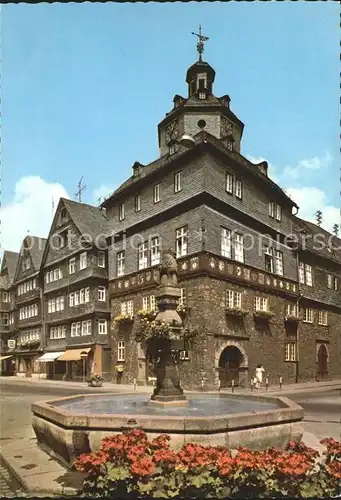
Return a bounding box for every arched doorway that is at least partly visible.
[317,344,328,380]
[218,346,244,387]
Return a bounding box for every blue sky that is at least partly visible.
[1,1,339,250]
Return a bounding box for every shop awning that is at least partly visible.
[57,347,91,362]
[0,355,13,361]
[37,352,65,362]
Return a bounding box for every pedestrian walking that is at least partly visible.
[255,364,265,389]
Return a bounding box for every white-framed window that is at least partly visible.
[71,322,77,337]
[50,325,66,339]
[3,313,9,326]
[143,294,156,311]
[176,226,188,258]
[76,322,81,336]
[174,172,182,193]
[81,320,92,336]
[150,294,156,311]
[153,183,161,203]
[299,262,313,286]
[264,247,274,273]
[334,277,338,290]
[117,341,125,362]
[226,290,242,309]
[266,248,283,275]
[233,233,244,263]
[121,302,127,315]
[275,205,282,221]
[269,202,282,221]
[119,202,125,221]
[127,300,134,316]
[235,179,243,199]
[57,296,64,311]
[221,228,231,258]
[142,296,148,310]
[80,252,87,270]
[318,310,328,326]
[121,300,134,316]
[268,202,275,218]
[226,173,233,194]
[80,288,85,304]
[98,286,106,301]
[68,257,76,275]
[274,251,283,276]
[117,251,125,277]
[135,194,141,212]
[255,296,268,312]
[305,264,313,286]
[327,274,333,289]
[85,287,90,302]
[286,303,298,317]
[150,237,160,266]
[98,319,107,335]
[97,251,105,268]
[179,288,186,307]
[138,242,148,270]
[303,308,314,323]
[74,290,80,306]
[69,292,74,307]
[285,342,296,362]
[2,292,8,302]
[198,92,206,100]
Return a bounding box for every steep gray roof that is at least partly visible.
[26,236,47,271]
[1,251,19,285]
[102,131,298,210]
[293,217,341,264]
[62,199,110,239]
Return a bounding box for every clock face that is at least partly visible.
[165,120,179,144]
[221,119,233,138]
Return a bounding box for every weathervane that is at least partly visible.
[192,25,209,62]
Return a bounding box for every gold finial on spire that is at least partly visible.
[191,25,209,62]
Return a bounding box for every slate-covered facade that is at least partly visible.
[12,236,46,377]
[41,198,111,380]
[0,251,19,375]
[103,56,341,389]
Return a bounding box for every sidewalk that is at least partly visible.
[1,375,340,395]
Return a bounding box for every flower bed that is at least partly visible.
[73,430,341,498]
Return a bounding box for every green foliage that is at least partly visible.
[73,431,341,499]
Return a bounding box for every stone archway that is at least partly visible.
[316,344,329,380]
[216,342,248,388]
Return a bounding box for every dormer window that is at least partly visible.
[60,208,67,219]
[227,141,233,151]
[198,92,206,100]
[119,202,125,221]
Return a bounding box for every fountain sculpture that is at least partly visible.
[31,250,304,467]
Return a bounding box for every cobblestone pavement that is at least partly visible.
[0,460,25,497]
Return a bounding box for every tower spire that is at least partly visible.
[191,25,209,62]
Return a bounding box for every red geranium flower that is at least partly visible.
[130,456,156,477]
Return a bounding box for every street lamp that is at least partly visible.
[80,351,88,384]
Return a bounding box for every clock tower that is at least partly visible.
[157,27,244,157]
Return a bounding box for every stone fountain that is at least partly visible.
[31,250,304,467]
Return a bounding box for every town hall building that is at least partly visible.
[103,32,341,389]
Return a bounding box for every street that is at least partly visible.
[289,388,341,442]
[0,379,340,495]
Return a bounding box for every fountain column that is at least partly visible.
[148,250,189,408]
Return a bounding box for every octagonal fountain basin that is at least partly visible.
[31,392,304,467]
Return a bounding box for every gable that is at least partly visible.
[44,218,82,267]
[15,248,35,282]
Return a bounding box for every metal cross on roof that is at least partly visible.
[191,25,209,62]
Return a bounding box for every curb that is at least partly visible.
[0,450,79,497]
